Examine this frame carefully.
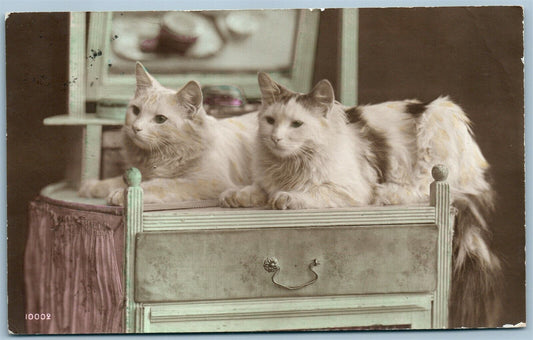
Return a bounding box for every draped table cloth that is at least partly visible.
[24,195,124,334]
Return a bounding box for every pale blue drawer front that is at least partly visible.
[135,224,438,302]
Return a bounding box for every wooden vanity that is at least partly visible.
[24,9,454,333]
[25,165,454,333]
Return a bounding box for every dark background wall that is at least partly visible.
[357,7,525,326]
[6,7,524,333]
[315,7,524,327]
[6,12,70,334]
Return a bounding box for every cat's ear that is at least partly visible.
[135,62,157,94]
[176,80,203,117]
[307,79,335,116]
[258,72,292,106]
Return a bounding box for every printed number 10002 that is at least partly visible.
[25,313,51,320]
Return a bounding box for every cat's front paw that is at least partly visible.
[219,188,254,208]
[220,186,267,208]
[219,188,242,208]
[106,188,124,206]
[79,179,110,198]
[372,192,391,206]
[270,191,306,210]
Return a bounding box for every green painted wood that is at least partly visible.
[142,205,436,231]
[81,125,102,181]
[86,12,112,102]
[43,114,123,126]
[144,200,219,211]
[430,165,453,328]
[141,294,433,332]
[123,168,144,333]
[121,165,452,332]
[290,9,320,94]
[64,127,83,188]
[134,224,438,302]
[339,8,358,106]
[68,13,86,118]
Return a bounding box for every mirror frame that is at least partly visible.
[82,10,320,104]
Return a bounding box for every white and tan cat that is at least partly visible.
[79,62,257,205]
[220,73,376,209]
[221,72,501,327]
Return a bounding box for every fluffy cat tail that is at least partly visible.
[449,189,503,328]
[413,97,502,327]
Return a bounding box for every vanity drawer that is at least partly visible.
[134,224,438,302]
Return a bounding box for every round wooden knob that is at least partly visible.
[432,164,448,181]
[125,167,142,187]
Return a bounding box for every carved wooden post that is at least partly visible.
[430,164,453,328]
[68,12,86,119]
[123,168,143,333]
[339,8,359,107]
[81,125,102,181]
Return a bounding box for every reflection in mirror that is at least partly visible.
[109,10,298,74]
[85,9,319,108]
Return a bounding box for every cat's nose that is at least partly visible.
[132,125,142,134]
[271,136,282,144]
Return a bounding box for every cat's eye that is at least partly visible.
[291,120,304,128]
[154,115,168,124]
[265,116,275,125]
[131,105,140,115]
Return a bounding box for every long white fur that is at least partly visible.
[219,75,376,209]
[365,97,492,206]
[79,62,257,205]
[221,73,501,327]
[362,97,501,324]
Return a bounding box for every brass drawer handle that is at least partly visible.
[263,257,320,290]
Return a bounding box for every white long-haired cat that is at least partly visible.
[220,72,501,327]
[220,73,376,209]
[79,62,257,205]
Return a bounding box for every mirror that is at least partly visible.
[85,9,320,106]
